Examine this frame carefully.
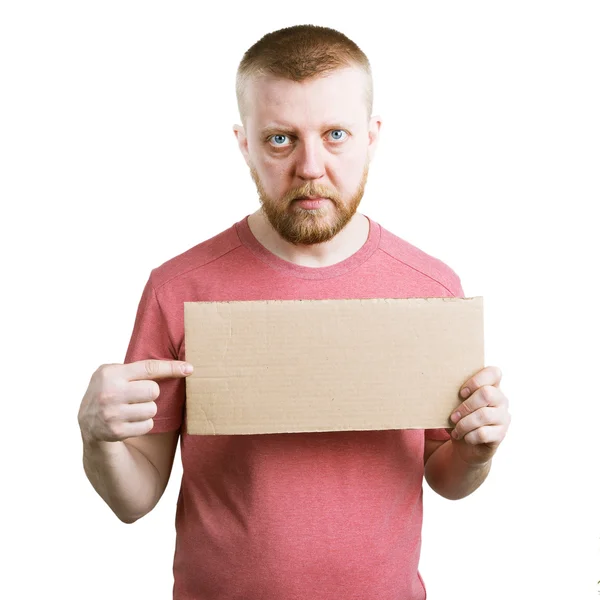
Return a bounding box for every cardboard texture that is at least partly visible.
[184,297,484,435]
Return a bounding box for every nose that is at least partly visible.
[294,137,326,181]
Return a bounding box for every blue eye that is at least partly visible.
[268,130,348,147]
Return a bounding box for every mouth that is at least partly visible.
[294,197,328,209]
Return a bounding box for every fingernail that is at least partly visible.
[460,387,470,398]
[182,363,193,374]
[451,412,461,423]
[452,430,459,439]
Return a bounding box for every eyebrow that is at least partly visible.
[260,123,355,137]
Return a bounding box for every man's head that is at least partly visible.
[233,25,381,245]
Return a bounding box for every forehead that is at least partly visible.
[245,67,368,131]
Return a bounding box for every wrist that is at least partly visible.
[80,427,117,454]
[451,442,494,469]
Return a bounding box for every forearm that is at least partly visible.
[424,440,491,500]
[82,436,160,523]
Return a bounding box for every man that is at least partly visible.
[78,24,511,600]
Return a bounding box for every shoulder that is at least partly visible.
[148,222,243,291]
[377,222,464,297]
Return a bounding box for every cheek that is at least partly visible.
[336,158,366,188]
[262,156,283,173]
[262,158,290,182]
[255,164,289,197]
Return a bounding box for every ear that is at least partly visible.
[233,124,251,167]
[367,115,382,163]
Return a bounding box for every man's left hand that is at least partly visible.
[449,365,511,466]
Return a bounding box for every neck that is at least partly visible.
[247,209,370,268]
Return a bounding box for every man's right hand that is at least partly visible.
[77,360,194,444]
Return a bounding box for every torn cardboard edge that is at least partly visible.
[184,296,484,435]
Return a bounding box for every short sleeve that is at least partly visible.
[123,274,185,433]
[424,428,451,442]
[447,271,465,298]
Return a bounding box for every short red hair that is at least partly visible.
[236,24,373,125]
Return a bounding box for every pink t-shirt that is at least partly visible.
[124,215,464,600]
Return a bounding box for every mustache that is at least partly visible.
[286,189,340,204]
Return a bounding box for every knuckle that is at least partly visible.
[100,405,119,423]
[480,385,495,403]
[95,368,121,394]
[95,363,108,376]
[477,427,490,444]
[96,363,114,381]
[97,390,117,406]
[464,427,485,445]
[463,431,476,445]
[144,360,160,378]
[471,374,484,389]
[109,422,124,440]
[150,381,160,400]
[466,429,484,445]
[148,402,158,418]
[461,398,474,412]
[469,412,482,428]
[480,406,494,424]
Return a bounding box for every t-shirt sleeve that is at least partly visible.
[445,268,465,299]
[123,274,185,433]
[424,428,451,442]
[426,270,465,442]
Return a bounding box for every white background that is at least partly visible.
[1,1,599,599]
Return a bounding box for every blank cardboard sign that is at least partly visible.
[184,297,484,435]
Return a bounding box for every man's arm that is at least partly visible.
[78,360,192,523]
[423,365,511,500]
[82,431,179,523]
[424,438,491,500]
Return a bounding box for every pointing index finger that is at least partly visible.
[126,359,194,381]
